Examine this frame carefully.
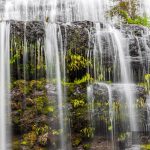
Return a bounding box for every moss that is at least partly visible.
[29,79,46,91]
[35,96,48,113]
[22,131,37,147]
[83,143,91,150]
[73,137,82,147]
[43,106,55,114]
[80,127,95,139]
[141,144,150,150]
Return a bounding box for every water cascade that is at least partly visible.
[0,0,110,22]
[0,22,11,150]
[45,23,71,149]
[0,0,150,150]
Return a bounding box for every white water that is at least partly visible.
[45,23,71,150]
[0,0,149,149]
[0,22,11,150]
[0,0,111,22]
[88,24,140,148]
[140,0,150,18]
[111,28,138,132]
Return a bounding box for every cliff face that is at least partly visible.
[10,21,150,81]
[10,21,150,149]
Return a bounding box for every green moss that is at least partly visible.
[83,143,91,150]
[22,131,37,147]
[35,96,48,113]
[73,137,82,147]
[74,73,93,84]
[43,106,55,114]
[141,144,150,150]
[30,79,46,91]
[80,127,95,139]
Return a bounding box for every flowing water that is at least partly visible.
[0,22,11,150]
[0,0,111,22]
[45,23,71,149]
[0,0,150,150]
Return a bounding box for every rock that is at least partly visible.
[45,84,57,95]
[38,132,49,146]
[117,24,149,37]
[11,102,21,110]
[10,21,45,43]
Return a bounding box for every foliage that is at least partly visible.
[66,50,92,72]
[108,0,150,27]
[71,99,85,108]
[80,127,95,138]
[33,125,49,135]
[144,74,150,94]
[83,143,91,150]
[22,131,37,146]
[118,133,127,141]
[141,144,150,150]
[72,137,82,147]
[74,73,93,84]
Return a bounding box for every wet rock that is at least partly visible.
[10,21,45,42]
[32,91,45,97]
[38,132,49,146]
[20,110,36,131]
[45,84,57,97]
[117,24,149,37]
[11,102,21,110]
[92,83,110,102]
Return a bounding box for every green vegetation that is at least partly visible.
[141,144,150,150]
[109,0,150,26]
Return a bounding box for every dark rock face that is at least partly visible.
[9,20,150,82]
[11,80,60,149]
[118,24,149,37]
[91,83,146,102]
[10,21,45,42]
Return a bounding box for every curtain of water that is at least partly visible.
[0,22,11,150]
[87,24,140,148]
[111,28,138,132]
[0,0,111,22]
[45,23,71,150]
[139,0,150,18]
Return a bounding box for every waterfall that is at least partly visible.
[0,0,150,149]
[0,22,11,150]
[111,28,138,132]
[87,83,115,149]
[0,0,111,22]
[87,24,141,148]
[140,0,150,18]
[45,23,71,150]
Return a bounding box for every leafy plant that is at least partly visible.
[108,0,150,27]
[83,143,91,150]
[71,99,85,108]
[74,73,93,84]
[66,51,92,71]
[80,127,95,138]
